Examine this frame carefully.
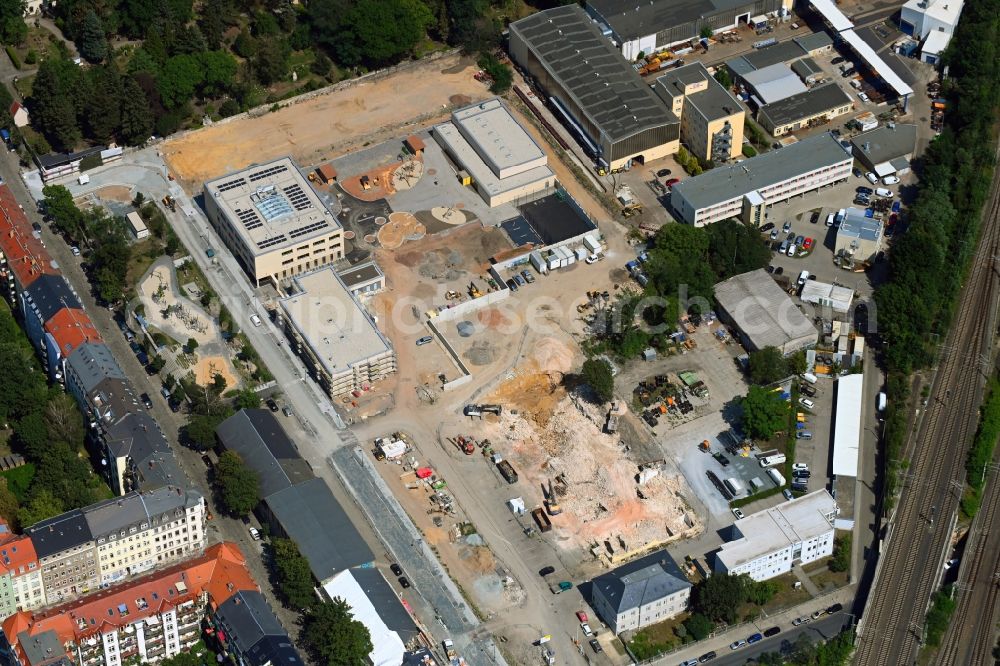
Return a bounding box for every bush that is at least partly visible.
[581,358,614,403]
[742,144,757,158]
[218,99,240,118]
[477,52,512,95]
[24,50,37,65]
[79,154,102,172]
[5,46,21,70]
[925,586,956,647]
[829,533,851,572]
[684,613,714,640]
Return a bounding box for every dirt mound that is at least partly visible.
[531,336,574,374]
[465,340,496,366]
[488,368,565,428]
[477,307,510,330]
[450,94,473,106]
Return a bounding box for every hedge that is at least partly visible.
[4,46,21,70]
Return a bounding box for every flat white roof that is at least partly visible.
[126,211,147,234]
[452,98,548,178]
[838,30,914,97]
[921,29,952,55]
[809,0,853,31]
[434,123,554,198]
[744,64,808,104]
[280,268,393,377]
[204,157,341,257]
[322,571,405,666]
[904,0,964,27]
[717,490,838,569]
[800,280,854,313]
[833,373,864,477]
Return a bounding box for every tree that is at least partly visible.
[197,50,237,97]
[187,337,199,353]
[477,52,512,95]
[84,66,122,142]
[704,219,771,279]
[157,54,204,109]
[748,346,788,385]
[0,479,20,529]
[336,0,432,67]
[692,574,747,624]
[683,613,714,641]
[739,385,788,441]
[787,350,807,376]
[700,25,714,39]
[0,0,26,45]
[272,538,317,609]
[234,389,261,410]
[0,343,48,423]
[17,488,65,527]
[829,533,851,572]
[45,394,85,448]
[42,184,86,242]
[78,10,109,62]
[310,51,333,78]
[581,358,614,403]
[215,451,260,516]
[252,37,291,86]
[183,412,228,451]
[714,67,732,89]
[302,598,374,666]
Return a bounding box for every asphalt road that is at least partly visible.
[705,612,853,666]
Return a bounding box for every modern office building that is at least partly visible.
[715,490,838,581]
[714,269,818,354]
[669,132,852,226]
[509,5,680,170]
[203,157,345,287]
[584,0,793,59]
[434,98,556,207]
[757,82,854,137]
[0,543,299,666]
[279,267,395,398]
[591,550,692,633]
[654,63,745,162]
[900,0,964,41]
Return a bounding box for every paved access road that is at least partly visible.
[702,611,853,666]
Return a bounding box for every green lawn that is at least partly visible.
[0,464,36,502]
[628,613,688,660]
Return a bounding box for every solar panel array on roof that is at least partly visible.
[248,164,288,182]
[282,183,312,211]
[236,208,263,231]
[217,178,246,193]
[257,234,288,249]
[288,220,329,239]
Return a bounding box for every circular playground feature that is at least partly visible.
[431,206,467,225]
[343,230,356,240]
[377,211,426,249]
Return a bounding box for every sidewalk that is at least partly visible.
[649,585,856,664]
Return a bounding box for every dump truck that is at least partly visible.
[497,459,518,484]
[532,507,552,533]
[161,195,176,212]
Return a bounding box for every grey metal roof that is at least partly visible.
[790,57,823,80]
[742,40,809,70]
[216,410,314,497]
[215,590,303,666]
[838,209,883,242]
[509,6,678,143]
[586,0,755,41]
[671,132,850,210]
[714,269,818,351]
[265,477,375,582]
[655,63,743,123]
[726,56,756,79]
[592,549,690,614]
[743,64,808,104]
[26,509,92,557]
[17,630,69,666]
[758,82,853,128]
[337,261,383,289]
[850,124,917,165]
[350,568,419,638]
[794,31,834,53]
[35,146,104,170]
[105,411,186,492]
[66,342,126,397]
[24,274,80,326]
[82,486,202,540]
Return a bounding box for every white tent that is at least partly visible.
[377,439,407,459]
[322,571,406,666]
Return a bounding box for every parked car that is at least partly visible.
[730,639,747,650]
[800,397,815,409]
[656,168,671,177]
[782,221,791,233]
[793,463,809,471]
[665,177,681,187]
[803,238,814,250]
[250,314,262,327]
[521,270,535,283]
[391,563,404,576]
[841,67,856,78]
[865,172,879,184]
[416,336,433,346]
[506,279,518,291]
[794,470,812,479]
[774,266,783,275]
[783,489,794,501]
[248,526,261,541]
[576,611,588,623]
[797,431,813,439]
[787,243,797,257]
[201,454,213,469]
[140,393,153,409]
[680,660,699,666]
[809,211,820,224]
[770,228,779,240]
[282,406,293,417]
[732,508,745,519]
[794,235,804,246]
[513,274,526,286]
[266,398,279,412]
[698,652,716,663]
[800,384,816,396]
[793,616,811,626]
[747,633,763,644]
[825,213,835,226]
[70,246,81,256]
[539,566,555,576]
[398,576,410,588]
[580,623,594,636]
[831,56,845,64]
[763,626,781,637]
[856,186,874,195]
[760,222,775,232]
[858,91,870,103]
[812,609,825,620]
[589,639,603,654]
[827,603,844,614]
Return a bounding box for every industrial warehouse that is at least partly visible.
[584,0,793,60]
[203,157,345,287]
[509,5,680,170]
[757,82,855,137]
[714,268,818,354]
[669,132,853,226]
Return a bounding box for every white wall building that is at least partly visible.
[715,490,838,581]
[900,0,964,40]
[590,550,692,633]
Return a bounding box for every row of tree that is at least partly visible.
[591,220,771,359]
[873,0,1000,508]
[0,304,111,529]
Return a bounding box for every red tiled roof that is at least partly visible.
[3,543,259,657]
[9,102,22,116]
[0,185,55,290]
[0,535,40,577]
[44,307,102,357]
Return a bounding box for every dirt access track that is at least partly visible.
[161,52,489,191]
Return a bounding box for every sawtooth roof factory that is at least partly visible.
[509,5,680,170]
[584,0,794,60]
[204,157,345,288]
[434,98,556,207]
[669,132,852,226]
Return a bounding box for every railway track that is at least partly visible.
[855,143,1000,665]
[936,461,1000,666]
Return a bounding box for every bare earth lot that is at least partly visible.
[161,53,490,189]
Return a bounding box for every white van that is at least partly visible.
[767,468,786,486]
[825,213,834,227]
[787,243,797,257]
[760,454,786,468]
[723,478,744,497]
[874,187,892,198]
[801,372,818,384]
[797,270,810,286]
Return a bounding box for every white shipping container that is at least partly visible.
[584,235,601,253]
[547,253,562,270]
[530,251,547,274]
[574,247,588,261]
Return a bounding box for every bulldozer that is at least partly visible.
[468,281,482,298]
[622,203,643,218]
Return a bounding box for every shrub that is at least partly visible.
[581,358,614,403]
[79,154,102,172]
[742,144,757,158]
[5,46,21,70]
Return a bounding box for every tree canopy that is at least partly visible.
[748,346,790,385]
[739,385,788,441]
[581,358,614,403]
[215,451,261,516]
[303,598,374,666]
[272,538,317,610]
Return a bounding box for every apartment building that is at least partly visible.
[591,550,692,633]
[0,534,45,616]
[714,490,838,581]
[654,63,745,163]
[25,511,99,605]
[0,543,297,666]
[203,158,345,288]
[670,132,852,226]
